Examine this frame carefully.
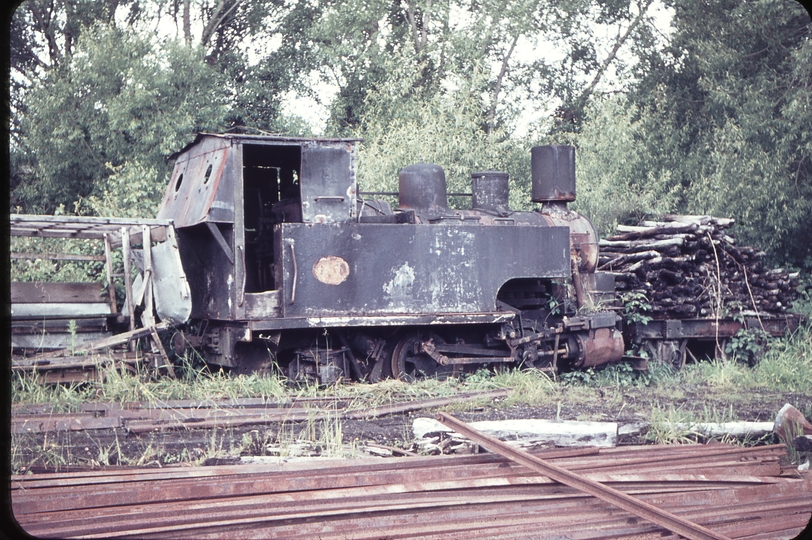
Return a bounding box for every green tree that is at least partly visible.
[284,0,656,136]
[357,70,533,210]
[622,0,812,267]
[12,25,230,215]
[567,96,682,235]
[9,0,300,215]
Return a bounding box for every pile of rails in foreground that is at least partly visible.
[599,215,800,318]
[12,438,810,539]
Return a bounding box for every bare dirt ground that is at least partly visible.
[12,383,812,472]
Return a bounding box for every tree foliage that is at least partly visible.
[9,0,302,216]
[8,0,812,275]
[357,68,533,210]
[12,25,231,214]
[567,96,682,235]
[619,0,812,267]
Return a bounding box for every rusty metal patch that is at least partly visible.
[312,256,350,285]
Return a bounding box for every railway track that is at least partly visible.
[11,390,509,436]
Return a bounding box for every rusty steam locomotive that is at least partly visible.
[155,133,625,383]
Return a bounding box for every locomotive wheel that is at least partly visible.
[390,333,454,381]
[643,339,688,370]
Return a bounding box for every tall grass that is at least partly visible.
[750,322,812,391]
[12,371,96,410]
[12,316,812,414]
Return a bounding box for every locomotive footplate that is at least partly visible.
[246,311,517,332]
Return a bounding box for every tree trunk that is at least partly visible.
[183,0,191,45]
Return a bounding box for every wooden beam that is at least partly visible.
[10,252,106,262]
[149,326,176,379]
[11,282,106,304]
[103,233,118,315]
[141,225,156,328]
[26,322,170,360]
[122,227,136,334]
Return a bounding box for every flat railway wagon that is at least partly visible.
[626,314,802,370]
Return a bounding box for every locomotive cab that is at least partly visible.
[158,134,359,320]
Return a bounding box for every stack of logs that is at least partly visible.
[598,214,800,319]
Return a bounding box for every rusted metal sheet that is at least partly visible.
[10,390,510,434]
[398,163,449,219]
[299,142,357,223]
[13,415,121,434]
[151,227,192,324]
[574,327,625,368]
[11,442,809,539]
[157,136,233,228]
[531,145,576,203]
[14,470,809,540]
[629,313,803,341]
[471,171,510,214]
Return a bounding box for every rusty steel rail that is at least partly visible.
[435,412,733,540]
[12,441,810,539]
[12,389,509,434]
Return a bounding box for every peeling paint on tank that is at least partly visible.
[427,267,480,312]
[383,263,416,301]
[384,263,416,295]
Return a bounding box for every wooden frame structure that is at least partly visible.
[10,215,179,380]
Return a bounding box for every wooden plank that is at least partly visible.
[9,214,171,248]
[11,318,108,332]
[149,326,176,378]
[10,252,106,262]
[11,303,113,318]
[11,332,112,352]
[11,214,173,227]
[11,282,107,304]
[26,322,170,360]
[10,229,107,240]
[103,233,118,315]
[12,352,141,371]
[141,225,155,328]
[122,228,136,333]
[83,322,169,353]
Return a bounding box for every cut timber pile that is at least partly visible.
[11,441,810,539]
[599,214,801,319]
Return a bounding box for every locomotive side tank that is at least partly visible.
[160,133,624,381]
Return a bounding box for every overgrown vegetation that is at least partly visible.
[12,311,812,408]
[12,315,812,471]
